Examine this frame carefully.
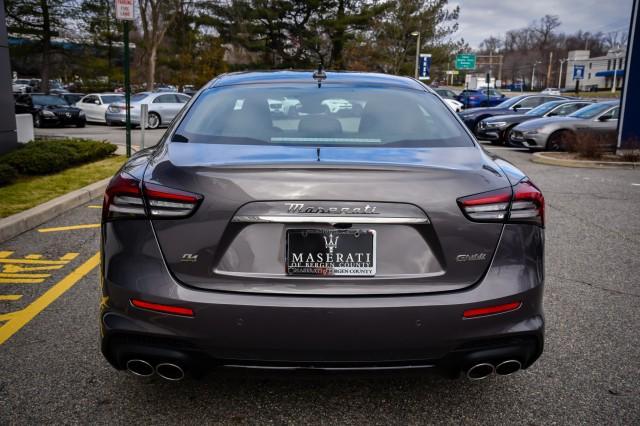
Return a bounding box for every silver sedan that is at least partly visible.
[509,101,620,151]
[105,92,191,128]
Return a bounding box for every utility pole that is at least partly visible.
[611,48,623,93]
[558,58,567,89]
[498,55,503,87]
[531,61,541,91]
[546,51,553,88]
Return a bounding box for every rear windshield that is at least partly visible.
[173,85,473,147]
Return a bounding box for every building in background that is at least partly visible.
[564,49,626,91]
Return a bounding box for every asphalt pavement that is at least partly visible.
[0,146,639,424]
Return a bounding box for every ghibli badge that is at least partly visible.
[456,253,488,262]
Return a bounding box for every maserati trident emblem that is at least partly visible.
[65,112,71,118]
[323,233,339,253]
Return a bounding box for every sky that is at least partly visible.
[449,0,635,48]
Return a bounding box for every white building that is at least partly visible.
[563,49,626,91]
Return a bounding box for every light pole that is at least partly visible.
[531,61,541,91]
[558,58,566,89]
[411,31,420,79]
[611,48,623,93]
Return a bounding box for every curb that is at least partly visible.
[0,178,110,243]
[531,152,639,169]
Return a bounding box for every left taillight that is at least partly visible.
[103,172,203,221]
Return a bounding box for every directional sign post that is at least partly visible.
[116,0,134,157]
[455,53,477,70]
[418,54,432,80]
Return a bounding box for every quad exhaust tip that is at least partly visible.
[155,363,185,381]
[126,359,154,377]
[495,359,522,376]
[466,363,495,381]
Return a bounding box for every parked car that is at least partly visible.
[456,88,505,108]
[477,100,593,145]
[14,93,86,128]
[105,92,191,128]
[443,98,463,112]
[12,79,32,94]
[433,88,459,100]
[60,93,85,106]
[457,94,568,134]
[76,93,125,123]
[509,101,620,150]
[181,85,198,96]
[540,88,561,96]
[100,71,545,381]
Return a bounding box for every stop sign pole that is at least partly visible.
[115,0,134,157]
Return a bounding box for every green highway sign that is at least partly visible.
[455,53,476,70]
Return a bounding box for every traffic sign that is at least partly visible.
[446,70,459,75]
[418,54,431,80]
[573,65,585,80]
[115,0,134,20]
[455,53,476,70]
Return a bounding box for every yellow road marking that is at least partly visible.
[0,251,14,259]
[25,254,43,260]
[87,205,102,209]
[0,252,100,345]
[0,310,22,321]
[60,253,79,261]
[0,273,50,279]
[37,224,100,233]
[0,295,23,301]
[2,264,64,272]
[0,278,45,284]
[0,259,68,265]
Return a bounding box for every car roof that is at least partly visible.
[208,71,427,91]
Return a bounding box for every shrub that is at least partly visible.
[571,131,616,160]
[0,138,117,177]
[0,163,18,186]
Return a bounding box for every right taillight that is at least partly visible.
[458,178,544,227]
[103,172,203,221]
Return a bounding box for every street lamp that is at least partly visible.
[411,31,420,79]
[611,48,624,94]
[531,61,541,91]
[558,58,567,89]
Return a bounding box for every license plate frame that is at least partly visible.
[286,229,376,277]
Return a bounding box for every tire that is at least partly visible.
[76,121,86,128]
[147,112,161,129]
[546,130,574,152]
[503,125,518,147]
[33,114,41,128]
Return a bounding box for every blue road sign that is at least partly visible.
[573,64,585,80]
[418,54,432,80]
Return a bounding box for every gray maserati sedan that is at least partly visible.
[100,71,545,382]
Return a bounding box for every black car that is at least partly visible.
[457,94,568,136]
[15,93,86,128]
[476,100,593,145]
[60,93,86,106]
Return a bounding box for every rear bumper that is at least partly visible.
[100,222,545,374]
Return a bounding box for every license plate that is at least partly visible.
[286,229,376,276]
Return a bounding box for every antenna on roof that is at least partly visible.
[313,63,327,88]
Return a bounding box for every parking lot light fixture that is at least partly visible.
[411,31,420,79]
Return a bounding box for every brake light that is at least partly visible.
[463,301,522,318]
[131,299,194,317]
[103,173,203,220]
[457,179,544,226]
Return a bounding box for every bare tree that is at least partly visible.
[138,0,179,90]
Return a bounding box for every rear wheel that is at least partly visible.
[546,130,574,151]
[503,126,518,147]
[33,114,41,128]
[76,121,86,128]
[147,112,160,129]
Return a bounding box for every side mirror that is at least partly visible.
[94,100,100,105]
[513,104,521,111]
[501,94,506,98]
[547,112,558,117]
[598,115,612,122]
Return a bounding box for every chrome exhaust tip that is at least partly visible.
[156,363,185,381]
[466,363,495,381]
[495,359,522,376]
[126,359,154,377]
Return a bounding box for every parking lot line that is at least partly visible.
[87,205,102,209]
[37,224,100,233]
[0,278,46,284]
[0,295,23,301]
[0,252,100,345]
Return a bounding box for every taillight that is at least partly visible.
[458,178,544,226]
[144,182,202,218]
[103,173,203,220]
[103,172,145,220]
